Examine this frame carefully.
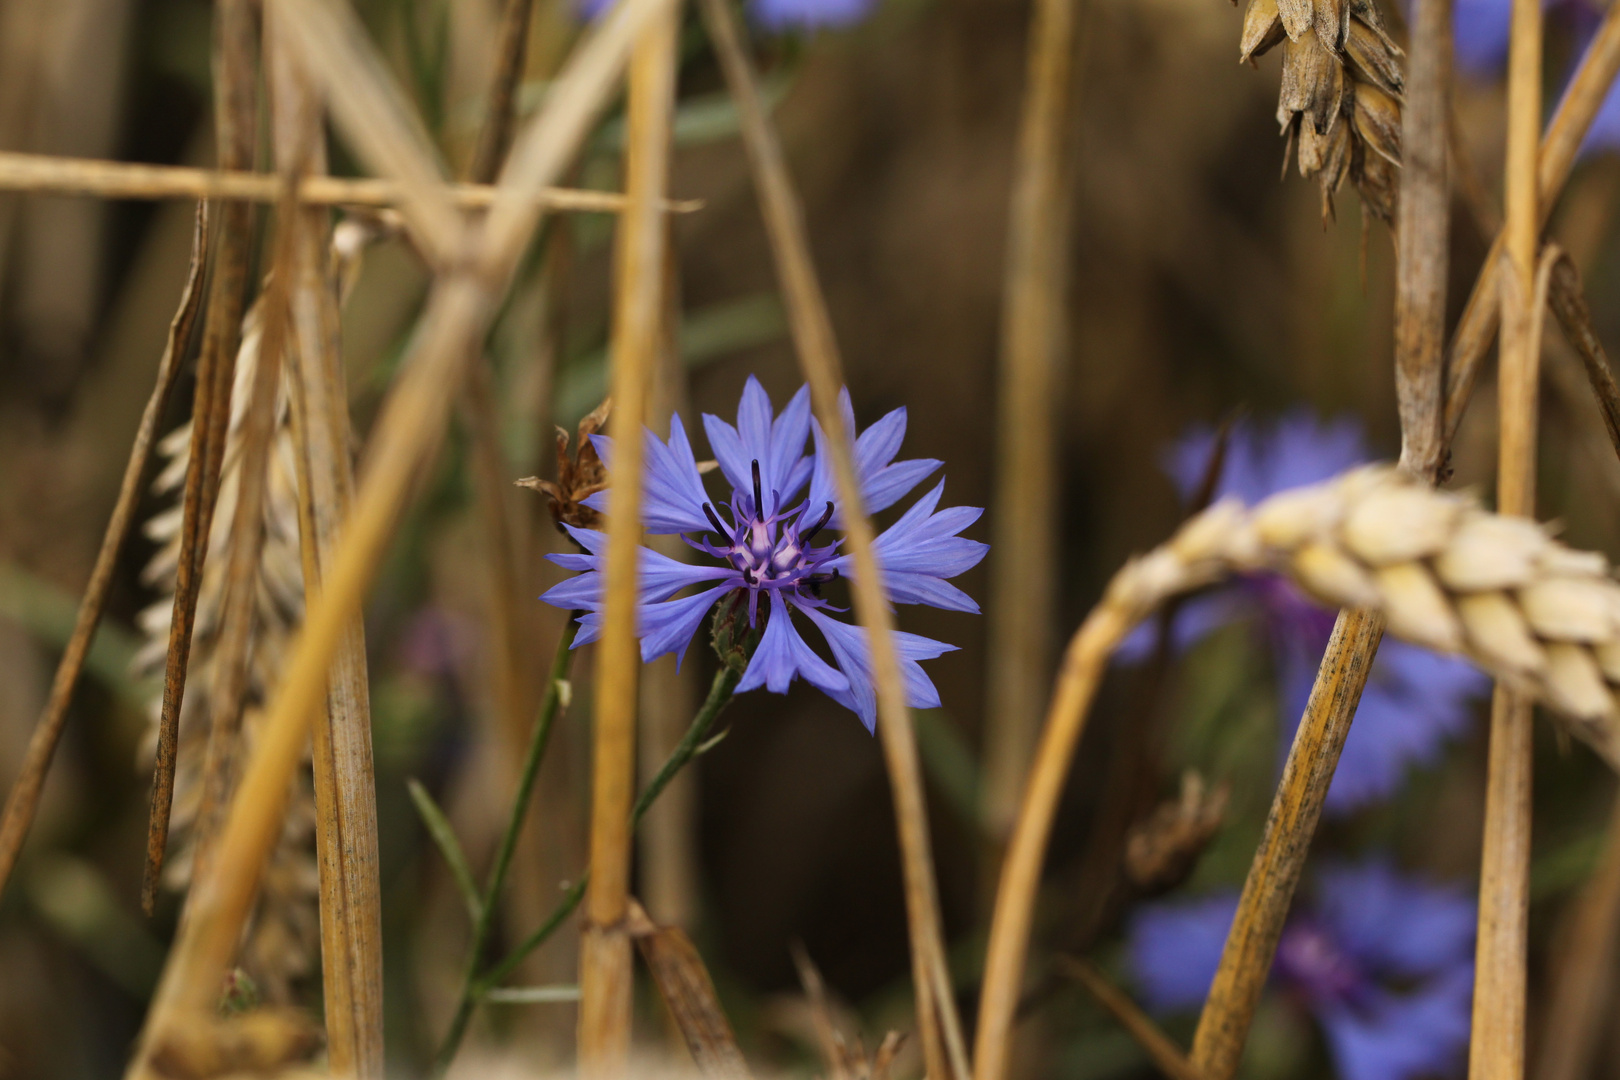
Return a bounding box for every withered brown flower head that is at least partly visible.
[1240,0,1404,224]
[517,397,612,532]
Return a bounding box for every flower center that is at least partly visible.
[1275,919,1366,1007]
[693,459,838,600]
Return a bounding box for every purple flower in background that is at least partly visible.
[1453,0,1620,151]
[1128,859,1475,1080]
[1453,0,1518,76]
[541,376,986,731]
[750,0,876,30]
[579,0,877,30]
[1120,413,1488,813]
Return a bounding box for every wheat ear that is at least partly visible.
[973,462,1620,1080]
[134,303,318,1004]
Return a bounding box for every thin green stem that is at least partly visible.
[633,662,741,822]
[431,652,744,1073]
[431,618,576,1077]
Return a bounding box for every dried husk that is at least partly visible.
[1250,0,1406,222]
[135,307,319,1004]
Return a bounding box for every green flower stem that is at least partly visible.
[431,618,576,1077]
[432,654,744,1074]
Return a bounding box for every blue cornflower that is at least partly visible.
[578,0,877,31]
[1120,412,1488,813]
[1453,0,1620,152]
[540,376,986,731]
[1127,859,1475,1080]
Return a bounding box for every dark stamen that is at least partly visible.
[802,501,836,544]
[703,502,729,537]
[751,459,763,518]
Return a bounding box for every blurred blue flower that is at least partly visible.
[1452,0,1620,152]
[1120,412,1488,814]
[541,376,985,732]
[578,0,878,31]
[750,0,877,30]
[1127,859,1476,1080]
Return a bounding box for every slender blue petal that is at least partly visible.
[828,480,988,611]
[559,523,608,555]
[882,572,981,613]
[1127,892,1241,1013]
[582,415,714,534]
[768,385,812,502]
[802,606,954,731]
[808,394,941,524]
[702,377,812,507]
[540,537,735,610]
[638,583,741,666]
[739,591,849,695]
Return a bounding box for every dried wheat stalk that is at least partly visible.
[135,305,318,1004]
[975,462,1620,1080]
[1239,0,1404,222]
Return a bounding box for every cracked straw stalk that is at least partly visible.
[974,463,1620,1080]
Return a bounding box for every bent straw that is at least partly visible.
[696,0,968,1075]
[578,0,680,1072]
[976,463,1620,1080]
[0,206,207,899]
[1470,0,1546,1071]
[1442,3,1620,444]
[125,0,675,1072]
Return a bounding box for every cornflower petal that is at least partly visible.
[541,528,736,609]
[582,414,714,535]
[1126,892,1240,1013]
[702,377,812,507]
[739,591,849,695]
[1453,0,1514,77]
[808,393,942,523]
[1312,859,1476,979]
[801,606,954,732]
[827,480,988,610]
[638,583,742,666]
[1317,966,1474,1080]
